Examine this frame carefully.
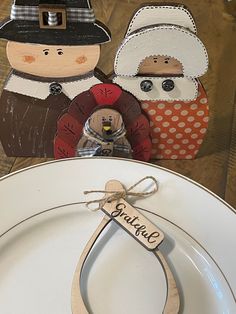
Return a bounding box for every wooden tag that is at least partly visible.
[102,180,164,251]
[71,180,180,314]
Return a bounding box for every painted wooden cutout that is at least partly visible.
[113,4,209,160]
[71,180,180,314]
[0,0,111,157]
[54,83,152,161]
[77,108,132,158]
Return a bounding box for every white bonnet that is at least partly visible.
[126,4,197,35]
[115,5,208,78]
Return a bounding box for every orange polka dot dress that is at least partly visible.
[141,82,209,159]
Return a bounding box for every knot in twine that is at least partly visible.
[84,176,159,211]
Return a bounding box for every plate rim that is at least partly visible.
[1,156,235,214]
[0,201,235,310]
[0,157,236,312]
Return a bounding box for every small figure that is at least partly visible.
[54,83,152,161]
[0,0,111,157]
[77,108,132,158]
[113,4,209,160]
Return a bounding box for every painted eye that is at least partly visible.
[102,117,106,122]
[108,116,112,122]
[154,59,158,63]
[58,51,63,55]
[43,51,49,55]
[165,60,169,64]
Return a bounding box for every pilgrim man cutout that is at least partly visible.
[54,83,152,161]
[113,4,209,160]
[0,0,111,157]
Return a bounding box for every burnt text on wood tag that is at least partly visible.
[101,180,164,251]
[102,200,164,251]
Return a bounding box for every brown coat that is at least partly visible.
[0,89,70,157]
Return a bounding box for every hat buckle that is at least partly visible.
[39,4,67,30]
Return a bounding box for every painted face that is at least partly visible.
[138,55,183,76]
[89,109,123,137]
[6,41,100,78]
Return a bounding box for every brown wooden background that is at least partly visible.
[0,0,236,208]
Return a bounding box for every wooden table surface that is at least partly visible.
[0,0,236,208]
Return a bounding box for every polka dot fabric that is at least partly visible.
[141,83,209,159]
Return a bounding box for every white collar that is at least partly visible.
[113,76,198,101]
[4,73,102,100]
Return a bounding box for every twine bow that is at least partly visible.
[84,176,159,211]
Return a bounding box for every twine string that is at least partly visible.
[0,177,159,239]
[84,176,159,211]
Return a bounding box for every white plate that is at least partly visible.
[0,157,235,314]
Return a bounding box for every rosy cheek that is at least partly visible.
[23,55,36,64]
[76,56,87,64]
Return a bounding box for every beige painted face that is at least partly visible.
[6,41,100,78]
[138,55,183,76]
[89,108,123,136]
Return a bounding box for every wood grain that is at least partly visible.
[102,180,164,250]
[72,180,180,313]
[156,251,180,314]
[0,0,15,175]
[0,0,235,209]
[0,142,14,177]
[71,215,111,314]
[138,56,183,76]
[225,92,236,206]
[6,42,101,77]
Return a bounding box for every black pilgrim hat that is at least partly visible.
[0,0,111,45]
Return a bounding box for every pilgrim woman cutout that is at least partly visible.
[0,0,111,157]
[113,4,209,160]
